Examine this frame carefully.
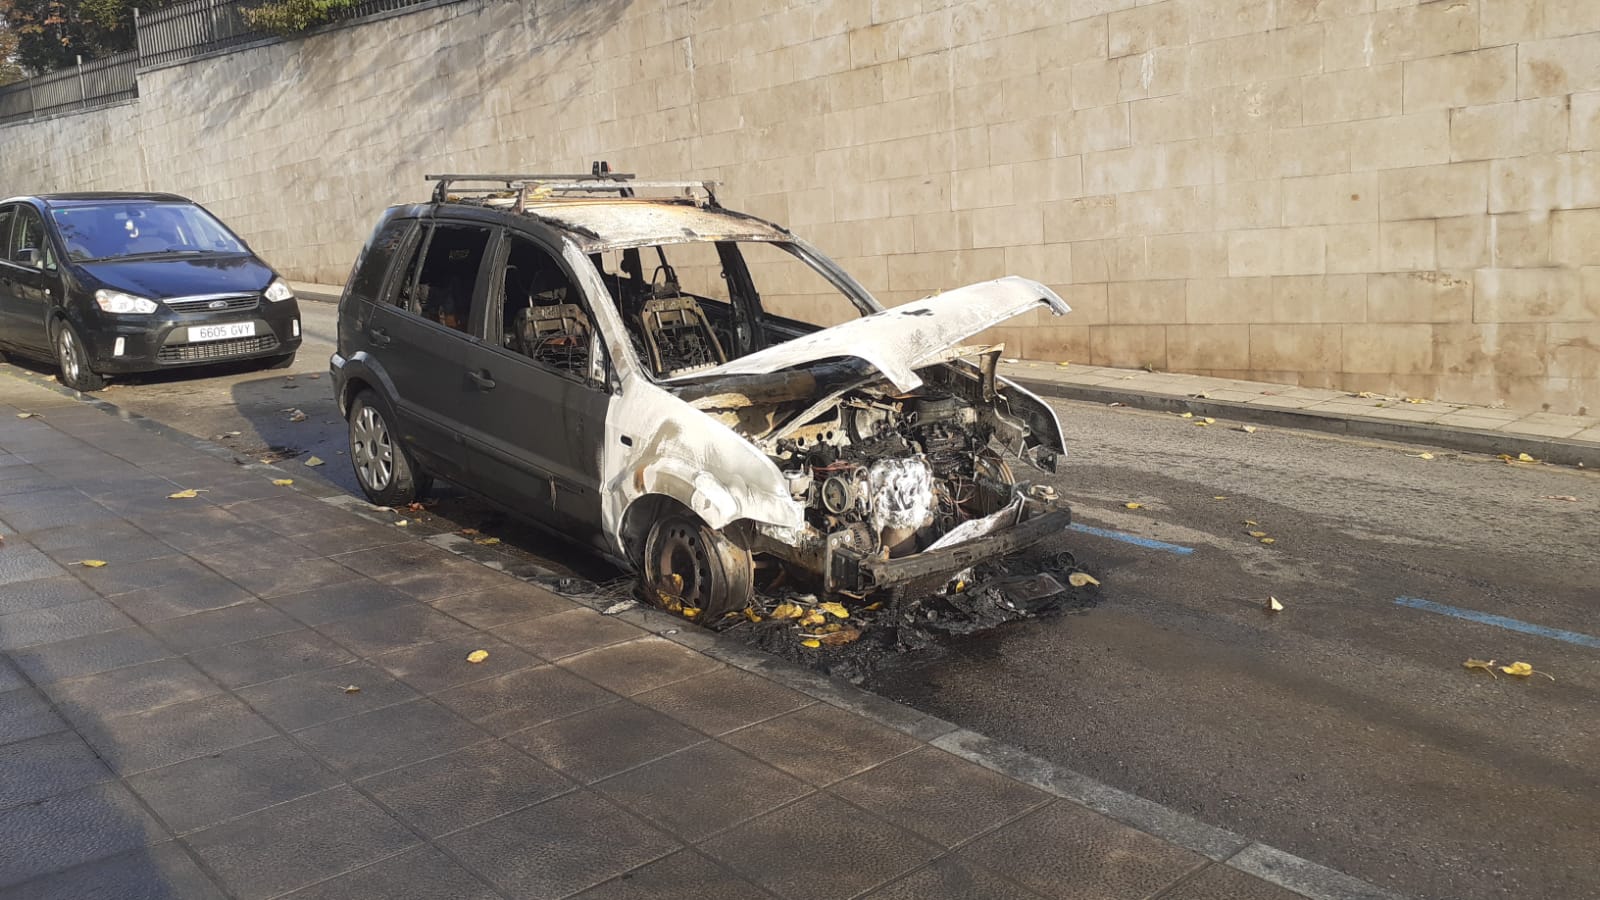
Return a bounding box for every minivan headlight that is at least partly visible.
[94,289,158,314]
[264,278,295,303]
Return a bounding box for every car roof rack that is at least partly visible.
[425,161,720,211]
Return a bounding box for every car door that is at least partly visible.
[365,217,495,483]
[1,205,61,355]
[457,228,610,533]
[0,204,20,347]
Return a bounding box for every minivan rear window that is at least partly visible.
[50,202,248,261]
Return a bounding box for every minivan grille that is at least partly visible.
[163,294,259,313]
[158,335,279,362]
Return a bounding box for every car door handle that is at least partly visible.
[369,327,391,346]
[467,369,496,391]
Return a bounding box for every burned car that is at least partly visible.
[331,170,1072,617]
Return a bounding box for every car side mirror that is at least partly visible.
[15,247,39,267]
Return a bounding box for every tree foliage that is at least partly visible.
[1,26,26,84]
[0,0,144,73]
[243,0,355,36]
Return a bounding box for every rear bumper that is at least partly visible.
[824,500,1072,595]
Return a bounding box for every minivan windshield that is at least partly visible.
[49,202,248,262]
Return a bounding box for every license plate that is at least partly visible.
[188,322,255,342]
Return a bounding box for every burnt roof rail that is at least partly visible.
[0,51,138,126]
[425,171,721,210]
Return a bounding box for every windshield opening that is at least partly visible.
[588,239,871,380]
[49,203,248,262]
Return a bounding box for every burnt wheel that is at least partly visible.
[643,513,753,619]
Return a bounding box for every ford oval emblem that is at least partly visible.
[207,300,229,310]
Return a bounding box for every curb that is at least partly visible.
[0,364,1408,900]
[1011,377,1598,469]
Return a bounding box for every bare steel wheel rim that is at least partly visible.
[57,329,81,383]
[351,404,394,491]
[652,524,712,609]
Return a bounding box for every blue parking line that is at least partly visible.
[1394,597,1600,649]
[1068,523,1195,556]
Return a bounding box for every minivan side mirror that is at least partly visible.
[15,247,39,266]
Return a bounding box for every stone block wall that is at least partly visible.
[2,0,1597,412]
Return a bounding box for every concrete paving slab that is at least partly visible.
[356,741,572,838]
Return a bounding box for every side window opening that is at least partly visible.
[349,217,412,305]
[593,244,730,378]
[410,223,490,333]
[9,207,53,269]
[498,235,596,379]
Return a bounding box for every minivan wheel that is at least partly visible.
[54,322,106,392]
[643,513,754,619]
[348,389,431,506]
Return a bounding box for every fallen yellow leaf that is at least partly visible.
[466,650,489,664]
[863,601,883,611]
[743,608,763,623]
[1056,361,1070,367]
[272,478,294,486]
[1124,502,1143,509]
[681,607,701,618]
[1517,452,1536,462]
[1068,572,1100,588]
[1259,537,1276,544]
[474,537,501,546]
[800,638,822,649]
[167,489,202,499]
[15,412,38,419]
[1404,397,1428,404]
[1408,452,1434,460]
[1213,495,1228,500]
[1463,658,1497,678]
[1267,597,1284,612]
[1244,520,1258,526]
[1248,530,1268,538]
[1193,421,1210,427]
[79,560,108,568]
[1499,661,1532,677]
[1203,417,1216,424]
[342,685,362,694]
[303,456,325,467]
[1179,412,1193,419]
[1239,425,1257,433]
[818,601,849,619]
[801,610,827,626]
[770,603,805,620]
[459,528,480,535]
[1539,495,1579,502]
[395,519,409,527]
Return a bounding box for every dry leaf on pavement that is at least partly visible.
[800,638,822,649]
[394,519,409,527]
[272,478,293,486]
[167,489,203,499]
[800,610,827,627]
[1267,597,1284,612]
[1124,502,1143,509]
[1498,661,1554,680]
[79,560,108,568]
[1248,530,1268,538]
[1260,537,1276,544]
[303,456,325,467]
[1518,452,1536,462]
[1539,495,1578,502]
[1068,572,1100,587]
[342,685,362,694]
[1213,495,1228,500]
[15,412,39,418]
[817,627,862,645]
[1179,412,1193,419]
[466,650,489,664]
[286,409,307,423]
[474,537,501,545]
[770,603,805,620]
[1408,452,1435,460]
[1463,659,1497,678]
[818,601,849,619]
[1239,425,1257,433]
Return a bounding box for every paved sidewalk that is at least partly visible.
[1003,361,1600,468]
[0,369,1396,900]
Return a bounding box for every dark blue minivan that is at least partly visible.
[0,192,302,391]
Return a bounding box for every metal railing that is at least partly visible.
[0,51,139,125]
[0,0,455,126]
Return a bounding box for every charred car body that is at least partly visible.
[331,170,1072,617]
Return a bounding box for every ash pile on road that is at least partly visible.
[718,549,1099,682]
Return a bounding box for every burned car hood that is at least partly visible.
[669,276,1070,393]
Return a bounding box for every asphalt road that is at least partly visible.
[16,296,1600,900]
